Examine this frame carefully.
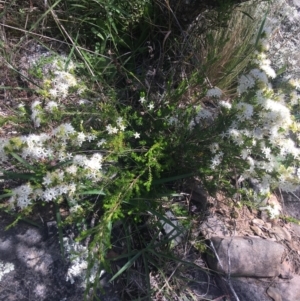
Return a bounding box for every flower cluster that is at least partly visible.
[48,70,78,99]
[139,96,155,110]
[29,54,86,100]
[191,19,300,198]
[63,237,100,286]
[1,121,105,210]
[206,87,223,98]
[106,117,126,134]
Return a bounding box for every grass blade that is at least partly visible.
[54,200,65,258]
[79,190,105,195]
[11,152,37,171]
[109,251,142,282]
[0,193,14,200]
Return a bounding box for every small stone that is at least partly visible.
[267,287,282,301]
[291,223,300,237]
[277,275,300,300]
[271,226,292,241]
[252,218,264,226]
[264,222,272,229]
[250,225,263,236]
[260,210,270,222]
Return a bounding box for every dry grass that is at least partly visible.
[187,1,268,101]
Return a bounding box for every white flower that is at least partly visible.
[209,143,219,154]
[77,132,86,145]
[49,88,58,98]
[68,183,77,194]
[148,103,154,110]
[58,152,66,162]
[53,123,76,138]
[87,134,97,142]
[57,83,69,97]
[206,87,222,98]
[97,139,106,147]
[42,188,58,202]
[111,127,118,134]
[249,68,268,84]
[66,165,78,175]
[237,75,256,94]
[66,152,73,160]
[84,153,103,170]
[220,131,227,139]
[13,184,33,197]
[134,132,140,139]
[210,156,221,169]
[260,63,276,79]
[241,149,250,160]
[260,205,280,219]
[116,117,123,125]
[289,78,300,90]
[262,146,271,158]
[45,101,59,111]
[236,102,253,121]
[56,170,65,181]
[119,124,126,131]
[31,100,42,108]
[290,91,299,106]
[219,101,232,109]
[106,124,118,134]
[195,108,213,122]
[139,96,146,104]
[43,173,52,186]
[55,185,69,195]
[73,155,87,167]
[78,99,89,105]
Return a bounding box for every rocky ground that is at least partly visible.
[1,186,300,301]
[0,212,84,301]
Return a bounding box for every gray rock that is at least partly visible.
[281,188,300,220]
[267,287,282,301]
[277,275,300,301]
[207,236,285,277]
[200,215,230,238]
[290,223,300,237]
[160,210,186,247]
[269,226,292,242]
[220,277,272,301]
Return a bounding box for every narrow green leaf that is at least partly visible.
[142,250,151,293]
[238,10,254,20]
[147,209,185,239]
[54,201,65,258]
[79,190,105,195]
[276,65,287,76]
[0,170,39,181]
[11,152,37,171]
[0,193,14,200]
[3,209,41,228]
[254,9,268,49]
[149,249,208,270]
[65,31,79,71]
[109,251,142,282]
